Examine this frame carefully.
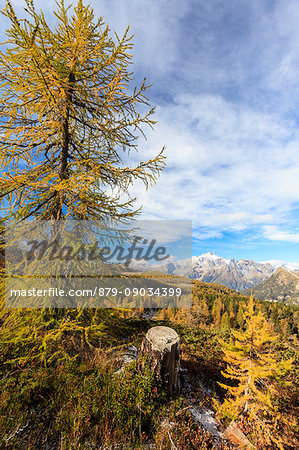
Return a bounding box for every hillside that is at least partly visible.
[244,267,299,304]
[0,275,298,449]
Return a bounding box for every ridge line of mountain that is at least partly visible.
[129,252,298,300]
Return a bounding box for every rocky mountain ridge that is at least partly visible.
[244,267,299,304]
[161,252,276,291]
[191,252,275,291]
[130,251,298,293]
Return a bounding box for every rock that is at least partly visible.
[114,345,138,375]
[189,406,222,438]
[139,326,180,395]
[222,421,255,449]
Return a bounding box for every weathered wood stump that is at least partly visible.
[138,326,180,395]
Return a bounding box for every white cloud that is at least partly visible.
[262,259,299,271]
[127,94,299,238]
[263,226,299,243]
[128,220,192,245]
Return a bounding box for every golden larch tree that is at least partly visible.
[217,295,293,448]
[0,0,165,368]
[0,0,165,223]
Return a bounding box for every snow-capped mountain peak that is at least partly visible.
[201,252,219,259]
[201,252,226,261]
[191,253,276,290]
[193,252,229,265]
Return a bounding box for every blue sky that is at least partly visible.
[1,0,299,264]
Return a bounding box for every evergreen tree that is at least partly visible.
[228,299,235,327]
[279,318,289,336]
[0,0,165,223]
[236,302,245,329]
[212,297,223,328]
[192,297,210,326]
[220,311,229,330]
[217,295,293,448]
[200,298,210,324]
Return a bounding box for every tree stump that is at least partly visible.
[139,326,180,396]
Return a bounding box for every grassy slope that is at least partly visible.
[0,279,298,449]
